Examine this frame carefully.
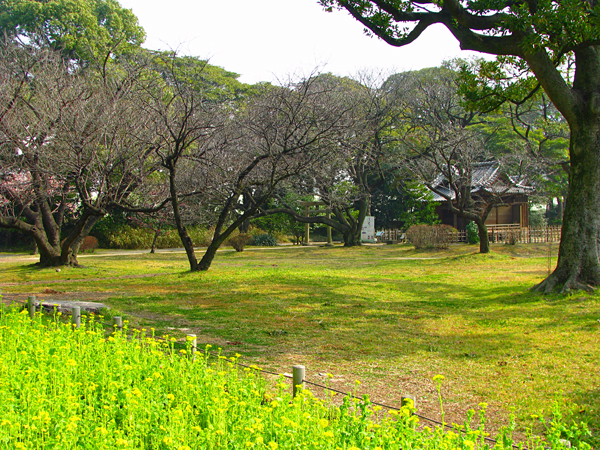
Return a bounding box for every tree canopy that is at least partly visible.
[0,0,145,63]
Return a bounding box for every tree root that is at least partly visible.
[532,272,596,294]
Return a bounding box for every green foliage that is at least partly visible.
[0,306,590,449]
[250,233,278,247]
[466,221,480,245]
[0,228,35,251]
[104,225,154,249]
[456,58,569,171]
[406,224,458,249]
[86,211,129,248]
[99,224,214,250]
[0,0,146,63]
[149,50,255,104]
[251,192,312,244]
[530,208,548,228]
[398,183,440,230]
[371,178,439,230]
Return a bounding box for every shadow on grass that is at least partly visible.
[105,268,595,360]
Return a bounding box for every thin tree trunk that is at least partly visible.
[169,169,198,271]
[196,236,226,271]
[150,230,160,254]
[60,210,95,266]
[476,221,490,254]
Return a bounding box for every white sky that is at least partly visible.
[118,0,484,85]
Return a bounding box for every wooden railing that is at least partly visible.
[379,225,562,245]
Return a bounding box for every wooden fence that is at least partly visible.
[487,225,562,244]
[379,225,562,245]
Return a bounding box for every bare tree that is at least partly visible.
[0,41,158,266]
[259,72,408,246]
[397,68,534,253]
[139,61,355,271]
[197,75,354,269]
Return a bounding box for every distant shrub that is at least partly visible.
[188,227,215,247]
[228,234,251,252]
[154,230,184,249]
[80,236,98,253]
[155,227,217,249]
[250,233,278,247]
[105,226,153,249]
[406,224,458,249]
[505,228,521,245]
[102,225,217,250]
[466,221,480,244]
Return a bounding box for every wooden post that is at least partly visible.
[401,394,417,411]
[113,316,123,332]
[292,365,305,398]
[187,334,197,360]
[303,205,310,245]
[27,296,36,319]
[326,211,333,246]
[72,306,81,328]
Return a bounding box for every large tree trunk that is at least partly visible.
[71,215,102,257]
[533,120,600,293]
[339,197,369,247]
[342,228,362,246]
[66,213,101,266]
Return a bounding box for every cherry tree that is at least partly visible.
[0,41,157,266]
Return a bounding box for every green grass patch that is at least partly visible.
[0,243,597,446]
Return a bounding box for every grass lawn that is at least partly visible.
[0,243,598,446]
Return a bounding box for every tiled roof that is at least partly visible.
[429,161,533,201]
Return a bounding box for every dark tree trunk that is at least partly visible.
[339,197,369,247]
[168,168,199,271]
[60,210,96,267]
[476,220,490,254]
[196,204,265,271]
[556,197,564,223]
[70,215,102,263]
[342,228,362,246]
[533,119,600,293]
[150,230,160,254]
[196,234,229,271]
[1,216,69,267]
[239,219,250,233]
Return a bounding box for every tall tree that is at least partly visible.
[194,75,353,269]
[0,41,157,266]
[137,54,352,271]
[320,0,600,292]
[0,0,145,64]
